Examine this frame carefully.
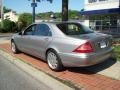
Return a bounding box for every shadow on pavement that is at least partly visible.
[67,58,117,75]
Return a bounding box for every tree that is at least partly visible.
[0,6,11,18]
[29,0,52,23]
[29,0,69,21]
[69,10,79,19]
[37,10,80,20]
[0,19,16,33]
[47,0,69,21]
[37,12,52,19]
[18,13,32,30]
[3,7,11,13]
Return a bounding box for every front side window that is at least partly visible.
[24,24,36,35]
[57,23,94,35]
[34,24,52,36]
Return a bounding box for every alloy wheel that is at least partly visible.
[47,52,58,70]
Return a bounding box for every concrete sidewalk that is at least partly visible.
[0,33,12,44]
[0,33,14,36]
[0,43,120,90]
[85,59,120,80]
[98,61,120,80]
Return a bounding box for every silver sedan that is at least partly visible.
[11,22,113,71]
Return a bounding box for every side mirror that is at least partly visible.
[18,32,22,35]
[15,30,19,33]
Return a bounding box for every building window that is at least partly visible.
[89,15,120,34]
[88,0,97,3]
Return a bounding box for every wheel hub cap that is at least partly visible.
[47,52,58,69]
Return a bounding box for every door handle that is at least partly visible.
[44,38,49,41]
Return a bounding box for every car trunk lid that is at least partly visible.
[69,33,112,53]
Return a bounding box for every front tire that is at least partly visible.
[11,41,19,54]
[47,49,63,71]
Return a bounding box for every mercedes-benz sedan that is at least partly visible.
[11,22,113,71]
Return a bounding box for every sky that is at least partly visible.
[4,0,84,14]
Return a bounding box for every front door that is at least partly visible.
[17,24,36,54]
[30,24,52,60]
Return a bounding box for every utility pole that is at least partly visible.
[1,0,4,21]
[1,0,4,29]
[31,0,37,23]
[62,0,68,21]
[119,0,120,8]
[29,0,52,23]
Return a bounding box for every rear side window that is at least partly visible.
[34,24,52,36]
[56,23,93,35]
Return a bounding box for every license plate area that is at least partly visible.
[100,41,107,48]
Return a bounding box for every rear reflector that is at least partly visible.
[73,42,93,53]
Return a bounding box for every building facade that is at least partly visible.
[81,0,120,35]
[4,11,19,22]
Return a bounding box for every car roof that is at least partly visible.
[34,21,81,25]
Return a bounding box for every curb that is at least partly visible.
[0,49,80,90]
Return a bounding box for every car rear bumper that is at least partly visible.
[59,48,113,67]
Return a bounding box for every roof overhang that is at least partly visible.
[80,8,120,15]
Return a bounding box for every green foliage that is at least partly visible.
[37,12,51,19]
[54,12,61,19]
[68,10,79,19]
[35,0,52,3]
[113,45,120,61]
[46,0,53,3]
[18,13,32,30]
[0,19,17,33]
[37,10,82,20]
[3,6,11,13]
[81,8,84,11]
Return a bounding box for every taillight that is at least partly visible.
[73,41,93,53]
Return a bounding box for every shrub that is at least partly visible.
[0,19,17,33]
[0,13,32,33]
[18,13,32,31]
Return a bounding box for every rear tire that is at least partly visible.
[46,49,63,71]
[11,41,19,54]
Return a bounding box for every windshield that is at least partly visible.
[56,23,94,35]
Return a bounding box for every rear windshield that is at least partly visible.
[56,23,94,35]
